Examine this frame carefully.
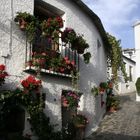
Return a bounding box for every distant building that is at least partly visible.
[117,49,136,94]
[133,21,140,101]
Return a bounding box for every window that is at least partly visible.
[25,0,79,77]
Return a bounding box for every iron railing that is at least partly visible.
[25,36,79,77]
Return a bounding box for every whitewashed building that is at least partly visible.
[133,21,140,101]
[0,0,110,137]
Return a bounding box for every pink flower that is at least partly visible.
[71,61,75,66]
[64,57,68,61]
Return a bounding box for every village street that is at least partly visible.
[86,92,140,140]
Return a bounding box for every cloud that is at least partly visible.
[82,0,140,48]
[82,0,140,30]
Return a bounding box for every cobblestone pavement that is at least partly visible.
[86,92,140,140]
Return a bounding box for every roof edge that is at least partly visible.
[72,0,110,49]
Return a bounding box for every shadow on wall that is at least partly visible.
[79,93,106,137]
[0,20,26,43]
[86,132,140,140]
[40,73,72,128]
[77,54,107,137]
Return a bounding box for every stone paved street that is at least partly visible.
[86,92,140,140]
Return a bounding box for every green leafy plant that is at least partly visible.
[41,17,63,37]
[61,90,82,109]
[91,86,99,97]
[107,33,128,85]
[135,77,140,95]
[14,12,38,42]
[72,114,88,126]
[74,35,89,54]
[106,96,120,110]
[14,12,36,23]
[83,52,91,64]
[0,89,25,133]
[99,82,108,92]
[61,27,77,45]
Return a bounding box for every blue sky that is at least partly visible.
[82,0,140,49]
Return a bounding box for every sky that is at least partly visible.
[82,0,140,49]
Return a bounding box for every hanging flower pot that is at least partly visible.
[77,47,85,54]
[19,18,27,31]
[71,39,78,50]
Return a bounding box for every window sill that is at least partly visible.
[24,66,72,78]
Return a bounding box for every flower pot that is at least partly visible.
[71,41,78,50]
[19,18,27,31]
[109,106,116,113]
[75,124,86,128]
[62,102,69,107]
[77,48,84,54]
[75,124,85,140]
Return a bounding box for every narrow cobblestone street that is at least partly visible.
[86,92,140,140]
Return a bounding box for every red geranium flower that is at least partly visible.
[0,64,5,71]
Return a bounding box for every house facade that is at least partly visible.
[133,21,140,101]
[0,0,109,137]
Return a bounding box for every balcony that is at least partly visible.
[25,37,79,78]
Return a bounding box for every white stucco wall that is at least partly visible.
[0,0,108,138]
[134,21,140,101]
[44,0,107,137]
[134,22,140,80]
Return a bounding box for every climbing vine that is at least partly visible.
[106,33,128,85]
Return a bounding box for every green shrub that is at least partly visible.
[135,77,140,95]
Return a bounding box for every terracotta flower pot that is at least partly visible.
[19,18,27,31]
[109,106,116,113]
[62,102,69,107]
[75,124,86,140]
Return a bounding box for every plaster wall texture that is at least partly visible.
[134,23,140,80]
[0,0,108,137]
[44,0,107,136]
[133,22,140,101]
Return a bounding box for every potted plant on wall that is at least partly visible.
[83,52,91,64]
[72,114,88,140]
[135,77,140,101]
[0,64,8,86]
[74,35,89,54]
[41,16,63,37]
[21,75,42,101]
[14,12,36,30]
[61,91,82,109]
[14,12,38,42]
[106,96,120,112]
[61,27,77,46]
